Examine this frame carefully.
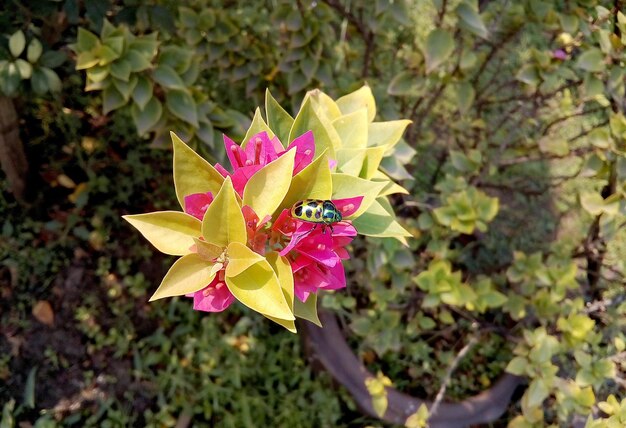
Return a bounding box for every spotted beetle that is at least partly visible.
[290,199,342,232]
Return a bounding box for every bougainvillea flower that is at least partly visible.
[216,131,315,196]
[190,274,235,312]
[271,196,361,301]
[184,191,214,220]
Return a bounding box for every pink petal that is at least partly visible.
[270,135,284,153]
[244,132,277,166]
[214,163,230,178]
[287,131,315,175]
[224,135,247,171]
[328,159,337,170]
[279,221,315,256]
[296,231,339,267]
[272,209,295,234]
[231,165,263,196]
[193,279,235,312]
[332,196,364,218]
[184,192,214,220]
[319,262,346,291]
[331,223,358,238]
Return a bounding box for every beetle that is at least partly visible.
[290,199,343,233]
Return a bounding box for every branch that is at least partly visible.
[428,335,479,419]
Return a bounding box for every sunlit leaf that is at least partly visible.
[202,177,247,247]
[336,85,376,122]
[150,253,215,300]
[123,211,201,255]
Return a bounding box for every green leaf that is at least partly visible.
[456,2,489,39]
[352,199,411,240]
[166,89,198,127]
[280,150,332,212]
[424,28,455,73]
[539,138,569,156]
[132,76,153,110]
[76,51,100,70]
[243,148,295,220]
[172,132,224,208]
[150,253,216,300]
[360,146,387,179]
[9,30,26,58]
[456,82,475,114]
[331,173,387,217]
[153,64,185,89]
[516,65,540,86]
[110,59,131,81]
[580,192,605,216]
[131,97,162,135]
[225,258,294,321]
[506,356,528,375]
[367,120,412,149]
[335,85,377,122]
[123,211,201,256]
[77,28,100,52]
[265,89,294,145]
[26,39,43,63]
[41,67,61,92]
[102,85,126,114]
[126,50,152,72]
[40,50,66,68]
[387,71,421,96]
[289,97,338,159]
[22,367,36,408]
[575,48,605,72]
[29,67,47,95]
[526,379,549,408]
[202,178,247,248]
[15,59,32,79]
[242,107,274,148]
[332,108,368,149]
[294,293,321,326]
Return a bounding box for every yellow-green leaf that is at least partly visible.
[266,251,295,312]
[172,132,224,209]
[242,107,274,148]
[360,146,387,179]
[352,199,412,240]
[289,97,338,159]
[336,148,366,176]
[123,211,201,255]
[226,242,265,277]
[150,253,215,300]
[332,108,368,149]
[372,170,410,196]
[306,89,343,121]
[265,89,293,145]
[280,150,332,212]
[367,120,411,149]
[225,258,294,320]
[243,148,295,220]
[294,293,321,326]
[193,237,223,260]
[202,177,247,247]
[336,85,376,122]
[331,173,387,217]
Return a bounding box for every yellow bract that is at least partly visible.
[150,253,217,301]
[202,177,247,248]
[171,132,224,209]
[280,150,332,213]
[243,148,295,220]
[122,211,201,256]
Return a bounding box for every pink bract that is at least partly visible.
[191,276,235,312]
[218,131,316,196]
[184,192,214,220]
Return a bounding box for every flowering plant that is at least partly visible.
[124,87,410,331]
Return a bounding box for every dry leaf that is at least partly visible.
[32,300,54,326]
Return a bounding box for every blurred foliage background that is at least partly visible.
[1,0,626,427]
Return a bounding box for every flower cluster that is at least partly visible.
[124,87,410,331]
[125,131,363,331]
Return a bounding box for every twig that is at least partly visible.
[428,335,479,419]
